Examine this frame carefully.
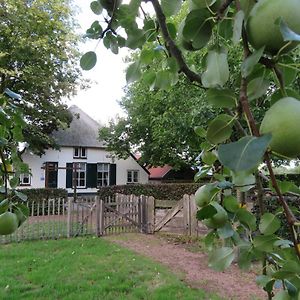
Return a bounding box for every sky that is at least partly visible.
[68,0,129,124]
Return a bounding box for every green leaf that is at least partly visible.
[191,0,216,8]
[165,57,179,73]
[206,88,236,108]
[247,77,269,101]
[284,280,298,297]
[278,180,294,194]
[201,47,229,88]
[206,114,234,145]
[273,290,291,300]
[90,1,103,15]
[201,151,217,165]
[238,243,253,270]
[253,234,278,252]
[273,239,293,248]
[280,19,300,42]
[142,72,156,88]
[0,199,9,214]
[140,49,155,65]
[85,21,103,39]
[194,167,211,181]
[15,203,29,218]
[9,176,19,189]
[144,19,157,42]
[218,135,272,173]
[166,22,177,40]
[270,88,300,106]
[126,61,142,84]
[182,9,212,50]
[278,56,298,86]
[232,170,255,192]
[208,247,235,271]
[14,190,28,202]
[204,231,216,250]
[232,10,244,45]
[161,0,182,17]
[218,19,233,40]
[196,205,217,221]
[200,141,212,151]
[256,275,273,288]
[126,28,145,49]
[194,126,206,138]
[223,196,239,213]
[216,181,233,190]
[259,213,281,235]
[236,208,256,231]
[217,223,234,239]
[80,51,97,71]
[155,70,173,91]
[241,47,265,78]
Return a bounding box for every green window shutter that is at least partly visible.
[109,164,116,186]
[86,164,97,188]
[66,163,73,188]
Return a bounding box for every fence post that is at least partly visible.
[67,197,73,238]
[146,196,155,234]
[189,195,198,237]
[96,197,103,237]
[183,194,191,236]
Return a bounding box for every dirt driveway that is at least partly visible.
[105,233,266,300]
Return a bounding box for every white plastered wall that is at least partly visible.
[20,147,148,193]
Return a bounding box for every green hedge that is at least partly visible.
[276,174,300,186]
[98,183,203,201]
[252,195,300,239]
[18,188,68,201]
[17,188,68,216]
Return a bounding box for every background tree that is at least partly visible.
[0,0,85,154]
[83,0,300,298]
[100,76,216,168]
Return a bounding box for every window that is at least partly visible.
[74,163,86,188]
[73,147,87,158]
[97,163,109,187]
[20,173,31,186]
[127,170,139,184]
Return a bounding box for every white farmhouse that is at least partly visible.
[20,106,149,194]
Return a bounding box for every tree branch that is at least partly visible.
[150,0,203,85]
[0,149,8,197]
[240,21,300,259]
[217,0,235,20]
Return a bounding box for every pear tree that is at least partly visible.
[83,0,300,298]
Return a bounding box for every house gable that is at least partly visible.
[20,106,149,193]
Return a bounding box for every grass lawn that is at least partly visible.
[0,237,221,300]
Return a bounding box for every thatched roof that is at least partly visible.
[52,105,105,148]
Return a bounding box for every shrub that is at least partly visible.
[252,195,300,239]
[98,183,203,201]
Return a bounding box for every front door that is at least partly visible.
[45,162,58,188]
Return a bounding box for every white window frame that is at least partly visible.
[97,163,110,187]
[127,170,139,184]
[20,173,31,186]
[74,162,86,188]
[73,147,87,159]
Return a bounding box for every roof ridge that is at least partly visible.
[52,105,105,148]
[68,105,101,127]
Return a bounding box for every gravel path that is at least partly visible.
[105,233,266,300]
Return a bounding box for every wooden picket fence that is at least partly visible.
[0,193,203,244]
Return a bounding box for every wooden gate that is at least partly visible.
[66,194,155,237]
[96,194,155,236]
